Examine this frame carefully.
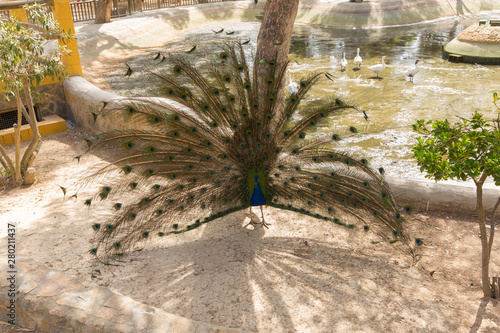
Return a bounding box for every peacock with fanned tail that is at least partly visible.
[82,42,420,258]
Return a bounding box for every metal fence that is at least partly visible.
[70,0,233,23]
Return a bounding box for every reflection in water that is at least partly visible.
[137,11,500,179]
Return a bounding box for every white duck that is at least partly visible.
[353,48,362,68]
[339,52,348,71]
[286,71,300,94]
[368,56,387,78]
[405,59,422,82]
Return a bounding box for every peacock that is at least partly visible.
[81,42,420,258]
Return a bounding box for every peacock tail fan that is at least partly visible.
[82,42,418,259]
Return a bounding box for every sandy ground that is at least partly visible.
[0,127,499,332]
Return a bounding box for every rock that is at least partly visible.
[23,167,36,185]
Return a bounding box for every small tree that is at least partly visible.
[0,4,73,184]
[412,94,500,298]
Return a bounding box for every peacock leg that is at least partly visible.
[260,205,271,228]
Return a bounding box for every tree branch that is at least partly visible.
[0,144,14,172]
[20,78,42,174]
[488,196,499,257]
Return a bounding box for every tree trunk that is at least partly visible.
[21,82,42,174]
[254,0,299,111]
[95,0,113,24]
[476,173,493,297]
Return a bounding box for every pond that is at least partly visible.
[121,11,500,180]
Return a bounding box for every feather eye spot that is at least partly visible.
[223,75,231,82]
[115,203,122,209]
[171,174,176,179]
[237,65,244,72]
[299,133,306,139]
[167,89,174,95]
[157,209,163,215]
[124,166,132,174]
[130,213,137,219]
[332,134,340,141]
[173,224,179,229]
[92,223,100,231]
[416,238,423,246]
[219,52,228,60]
[364,225,370,232]
[84,199,92,206]
[106,224,113,231]
[345,160,350,165]
[90,248,97,255]
[127,142,133,148]
[130,182,137,189]
[158,232,165,237]
[174,115,180,121]
[169,199,174,204]
[330,183,334,187]
[361,159,368,165]
[128,107,135,114]
[142,232,149,238]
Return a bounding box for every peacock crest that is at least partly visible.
[81,42,419,258]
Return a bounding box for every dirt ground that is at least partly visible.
[0,128,499,332]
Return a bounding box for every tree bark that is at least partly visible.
[21,81,42,174]
[95,0,113,24]
[476,172,493,297]
[254,0,299,111]
[0,144,14,172]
